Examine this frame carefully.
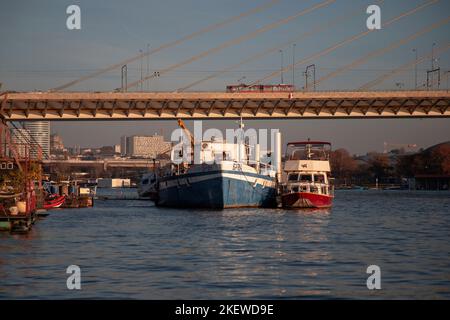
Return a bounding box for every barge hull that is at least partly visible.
[157,171,277,209]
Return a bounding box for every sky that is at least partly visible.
[0,0,449,154]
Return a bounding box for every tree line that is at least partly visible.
[329,143,450,187]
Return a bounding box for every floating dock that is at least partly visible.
[0,208,37,233]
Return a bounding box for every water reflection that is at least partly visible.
[0,191,449,299]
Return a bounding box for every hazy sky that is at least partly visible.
[1,0,449,153]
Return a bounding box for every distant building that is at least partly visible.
[11,128,31,158]
[99,146,115,156]
[23,121,50,159]
[97,178,131,188]
[114,144,121,154]
[402,141,450,191]
[50,133,64,154]
[120,136,128,156]
[67,145,81,156]
[124,135,171,158]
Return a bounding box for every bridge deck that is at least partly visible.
[1,91,449,120]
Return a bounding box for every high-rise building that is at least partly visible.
[120,136,128,156]
[50,133,64,153]
[11,128,31,158]
[23,121,50,159]
[124,135,171,158]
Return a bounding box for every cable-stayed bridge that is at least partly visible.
[1,90,449,120]
[2,1,449,122]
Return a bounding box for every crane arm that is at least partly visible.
[177,119,195,150]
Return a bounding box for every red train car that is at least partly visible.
[226,84,294,93]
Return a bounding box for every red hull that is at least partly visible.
[282,192,333,209]
[44,195,66,210]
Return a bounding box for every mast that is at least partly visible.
[237,117,245,164]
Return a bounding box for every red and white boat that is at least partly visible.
[44,194,66,210]
[281,141,334,209]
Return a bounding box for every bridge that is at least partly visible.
[1,90,449,120]
[42,158,168,170]
[42,158,171,182]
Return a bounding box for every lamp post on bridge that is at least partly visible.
[412,48,418,90]
[139,49,144,92]
[146,44,150,91]
[430,43,436,89]
[121,65,128,92]
[445,70,450,93]
[304,64,316,92]
[153,71,160,92]
[292,44,296,89]
[431,43,436,70]
[279,49,284,84]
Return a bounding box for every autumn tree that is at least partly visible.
[330,148,358,180]
[367,153,393,179]
[396,143,450,176]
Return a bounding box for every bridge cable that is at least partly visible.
[313,16,450,89]
[248,0,440,87]
[125,0,336,90]
[359,43,450,90]
[177,0,384,91]
[49,0,281,91]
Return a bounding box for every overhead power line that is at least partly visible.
[49,0,281,91]
[126,0,336,90]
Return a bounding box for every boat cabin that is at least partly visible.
[282,141,334,199]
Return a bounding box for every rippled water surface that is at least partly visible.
[1,190,449,299]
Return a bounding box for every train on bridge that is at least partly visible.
[226,84,295,93]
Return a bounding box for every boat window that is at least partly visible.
[314,174,325,183]
[288,173,299,181]
[291,150,306,160]
[300,174,312,182]
[310,185,318,193]
[292,186,299,192]
[300,185,308,192]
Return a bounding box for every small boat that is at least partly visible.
[138,172,158,200]
[36,209,50,218]
[281,141,334,209]
[44,194,66,209]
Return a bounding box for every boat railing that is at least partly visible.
[286,145,331,161]
[164,158,276,177]
[284,182,334,196]
[245,159,276,175]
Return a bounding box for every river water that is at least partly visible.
[1,190,449,299]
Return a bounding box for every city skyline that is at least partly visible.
[50,118,449,155]
[2,0,450,154]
